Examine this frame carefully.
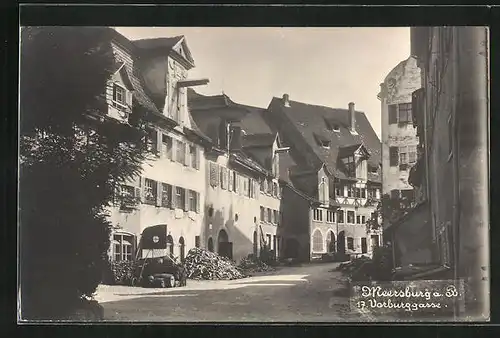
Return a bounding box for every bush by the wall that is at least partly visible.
[102,260,137,285]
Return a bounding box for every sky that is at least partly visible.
[116,27,411,138]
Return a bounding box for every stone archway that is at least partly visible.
[327,231,336,253]
[337,231,346,254]
[217,229,232,259]
[179,237,185,262]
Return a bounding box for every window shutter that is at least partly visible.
[171,138,176,162]
[215,164,220,187]
[276,183,280,199]
[195,148,200,170]
[255,180,260,199]
[184,144,190,166]
[196,192,201,213]
[126,90,133,107]
[209,162,217,187]
[184,189,189,211]
[139,177,146,203]
[228,170,233,191]
[235,174,240,194]
[171,185,177,209]
[156,181,162,207]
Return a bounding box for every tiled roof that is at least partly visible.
[267,97,382,183]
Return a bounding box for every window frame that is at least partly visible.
[347,211,355,224]
[188,189,198,212]
[175,186,185,209]
[313,208,323,222]
[312,229,324,253]
[144,178,157,205]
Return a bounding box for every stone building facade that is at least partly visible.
[378,56,422,229]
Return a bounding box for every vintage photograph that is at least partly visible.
[18,26,489,322]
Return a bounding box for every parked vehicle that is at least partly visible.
[130,224,187,288]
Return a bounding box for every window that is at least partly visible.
[355,187,361,198]
[188,190,198,212]
[273,210,278,225]
[361,188,366,198]
[356,159,367,180]
[113,233,135,261]
[161,183,172,207]
[190,145,197,168]
[337,210,345,223]
[335,184,343,196]
[342,156,355,177]
[388,104,398,124]
[220,167,227,190]
[399,146,408,165]
[347,237,354,250]
[361,238,368,254]
[233,172,238,193]
[398,103,412,124]
[361,216,366,224]
[117,184,136,207]
[209,162,219,187]
[144,179,157,204]
[326,210,335,223]
[243,177,249,196]
[267,179,273,195]
[312,230,324,252]
[162,134,173,160]
[145,129,158,154]
[176,141,185,164]
[175,187,185,209]
[313,208,323,222]
[347,211,355,224]
[356,215,360,224]
[260,206,265,222]
[320,140,330,149]
[389,147,399,166]
[409,145,417,164]
[347,184,354,198]
[273,182,279,197]
[333,124,340,132]
[267,208,272,223]
[113,84,126,106]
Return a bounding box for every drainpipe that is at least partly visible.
[456,26,490,320]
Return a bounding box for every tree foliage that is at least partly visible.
[19,27,148,319]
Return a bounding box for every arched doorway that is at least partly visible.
[207,237,214,252]
[217,229,232,259]
[166,235,174,257]
[337,231,346,254]
[179,237,185,262]
[253,231,258,258]
[326,231,336,253]
[284,238,300,259]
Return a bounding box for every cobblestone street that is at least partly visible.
[97,262,366,322]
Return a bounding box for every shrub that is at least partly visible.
[102,259,137,285]
[370,245,394,281]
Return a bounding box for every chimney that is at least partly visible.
[282,93,290,107]
[348,102,356,132]
[229,125,242,151]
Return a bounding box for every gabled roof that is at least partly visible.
[267,97,382,182]
[133,36,184,51]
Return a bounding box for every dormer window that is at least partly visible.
[332,125,340,132]
[342,156,355,177]
[320,140,330,149]
[112,83,127,109]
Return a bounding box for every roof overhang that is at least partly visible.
[177,78,210,88]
